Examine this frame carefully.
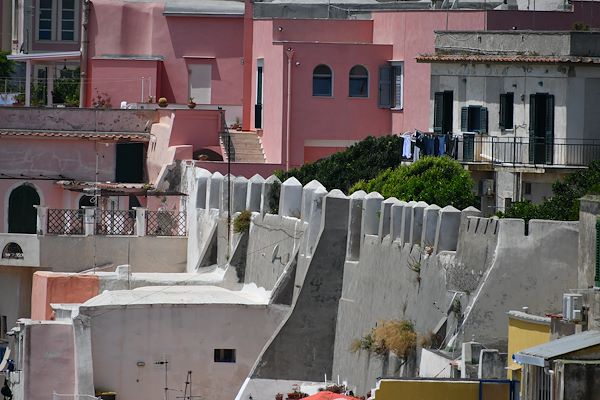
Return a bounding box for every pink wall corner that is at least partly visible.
[0,179,84,233]
[168,109,221,149]
[24,323,75,400]
[147,111,175,184]
[251,20,284,164]
[286,42,393,168]
[272,19,374,44]
[31,271,99,320]
[372,10,487,134]
[88,0,244,105]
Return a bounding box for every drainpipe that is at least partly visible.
[79,0,90,108]
[285,48,294,171]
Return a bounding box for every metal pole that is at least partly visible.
[227,131,231,258]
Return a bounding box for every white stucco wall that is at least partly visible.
[81,287,287,400]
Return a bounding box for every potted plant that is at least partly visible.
[147,95,154,104]
[230,117,242,131]
[158,97,168,108]
[187,97,196,109]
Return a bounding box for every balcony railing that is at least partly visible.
[146,211,186,237]
[47,209,84,235]
[451,135,600,167]
[41,208,186,237]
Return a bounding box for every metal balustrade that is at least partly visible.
[47,209,84,235]
[146,211,186,236]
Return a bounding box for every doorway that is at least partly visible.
[529,93,554,164]
[8,184,41,234]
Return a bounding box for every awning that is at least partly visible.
[513,330,600,367]
[8,51,81,62]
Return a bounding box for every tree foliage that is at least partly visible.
[0,51,15,78]
[501,160,600,221]
[275,135,403,192]
[351,156,476,210]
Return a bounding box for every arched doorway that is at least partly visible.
[8,184,41,234]
[78,195,95,208]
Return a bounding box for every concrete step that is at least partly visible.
[219,132,266,163]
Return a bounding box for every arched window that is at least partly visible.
[8,184,40,234]
[312,65,333,97]
[2,243,24,260]
[349,65,368,97]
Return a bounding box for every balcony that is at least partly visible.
[42,207,186,237]
[452,136,600,168]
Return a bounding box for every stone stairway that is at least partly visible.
[219,131,266,163]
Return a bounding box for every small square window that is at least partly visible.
[214,349,236,363]
[524,182,532,195]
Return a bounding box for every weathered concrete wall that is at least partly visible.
[0,108,157,132]
[0,266,40,328]
[39,236,187,273]
[83,303,285,400]
[0,233,40,267]
[559,361,600,400]
[250,191,349,382]
[578,196,600,289]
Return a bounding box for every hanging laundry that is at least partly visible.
[424,136,435,156]
[437,135,446,156]
[401,132,412,158]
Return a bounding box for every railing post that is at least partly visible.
[82,206,96,236]
[133,207,147,237]
[34,205,48,235]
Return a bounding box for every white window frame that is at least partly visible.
[58,0,79,41]
[35,0,79,42]
[390,61,403,110]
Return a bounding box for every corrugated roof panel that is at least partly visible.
[514,330,600,367]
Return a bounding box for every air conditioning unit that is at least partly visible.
[563,293,583,322]
[478,179,495,196]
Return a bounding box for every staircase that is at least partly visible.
[219,131,266,163]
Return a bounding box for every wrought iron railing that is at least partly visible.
[219,110,236,161]
[47,209,84,235]
[451,135,600,167]
[146,211,186,236]
[95,210,136,236]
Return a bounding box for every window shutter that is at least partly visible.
[393,65,402,108]
[460,107,468,132]
[434,92,444,133]
[596,217,600,287]
[499,94,506,129]
[479,107,488,134]
[378,65,392,108]
[506,93,514,129]
[545,94,555,164]
[528,94,536,164]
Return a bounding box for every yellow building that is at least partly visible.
[507,310,551,382]
[373,378,511,400]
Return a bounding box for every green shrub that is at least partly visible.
[276,135,403,192]
[233,210,252,233]
[351,156,476,210]
[502,160,600,221]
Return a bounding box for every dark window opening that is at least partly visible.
[255,61,263,129]
[79,195,95,208]
[378,64,402,108]
[434,91,454,134]
[214,349,236,363]
[2,243,24,260]
[349,65,368,98]
[461,105,488,133]
[8,184,40,234]
[312,65,332,97]
[524,182,532,196]
[115,143,145,183]
[529,93,554,164]
[499,92,514,130]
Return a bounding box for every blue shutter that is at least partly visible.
[378,65,392,108]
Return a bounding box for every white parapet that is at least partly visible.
[361,192,384,241]
[346,190,366,261]
[379,197,399,239]
[434,205,461,252]
[279,177,303,218]
[410,201,429,245]
[391,200,407,241]
[220,174,235,215]
[194,169,212,210]
[232,176,249,213]
[301,180,326,222]
[261,175,281,215]
[208,172,224,210]
[247,174,265,212]
[306,186,328,255]
[421,204,441,248]
[401,201,417,244]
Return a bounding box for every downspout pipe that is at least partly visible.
[79,0,90,108]
[285,48,294,171]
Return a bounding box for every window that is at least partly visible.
[214,349,236,363]
[349,65,368,97]
[60,0,76,41]
[188,64,212,104]
[378,63,403,108]
[312,65,332,97]
[433,91,453,134]
[38,0,53,40]
[36,0,79,42]
[461,105,488,133]
[499,92,514,130]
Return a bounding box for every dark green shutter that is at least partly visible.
[378,65,392,108]
[529,94,536,163]
[545,95,555,165]
[596,217,600,287]
[460,107,468,132]
[499,94,506,129]
[479,107,488,134]
[434,92,444,133]
[506,93,514,129]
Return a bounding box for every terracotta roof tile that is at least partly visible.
[416,54,600,64]
[0,129,149,141]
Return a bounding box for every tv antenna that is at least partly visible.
[176,371,202,400]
